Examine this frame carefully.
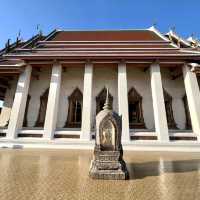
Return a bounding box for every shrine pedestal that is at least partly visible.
[89,147,129,180]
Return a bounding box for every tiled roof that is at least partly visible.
[50,30,165,41]
[1,27,200,65]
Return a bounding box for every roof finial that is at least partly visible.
[171,26,176,32]
[152,19,157,27]
[16,29,21,45]
[191,33,195,38]
[37,24,42,36]
[189,33,199,47]
[103,87,111,110]
[18,29,21,39]
[5,39,11,52]
[36,24,40,31]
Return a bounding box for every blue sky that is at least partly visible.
[0,0,200,107]
[0,0,200,48]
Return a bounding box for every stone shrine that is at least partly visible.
[89,88,129,180]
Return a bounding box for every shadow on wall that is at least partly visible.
[127,159,200,180]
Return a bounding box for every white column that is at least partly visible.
[81,62,93,140]
[7,65,32,139]
[118,62,130,142]
[150,62,169,141]
[43,62,62,139]
[183,64,200,140]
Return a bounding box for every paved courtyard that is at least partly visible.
[0,149,200,200]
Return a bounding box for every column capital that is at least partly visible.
[151,59,160,65]
[119,59,126,64]
[186,62,200,73]
[52,60,62,67]
[52,59,60,64]
[19,64,31,74]
[85,59,93,65]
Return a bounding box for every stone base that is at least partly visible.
[89,161,129,180]
[89,149,129,180]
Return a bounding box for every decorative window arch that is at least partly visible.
[183,94,192,129]
[163,89,177,129]
[35,88,49,127]
[23,94,31,127]
[65,88,83,128]
[96,87,113,114]
[128,87,145,129]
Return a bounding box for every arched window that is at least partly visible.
[183,94,192,129]
[163,89,177,129]
[65,88,83,128]
[35,88,49,127]
[128,87,145,129]
[23,95,31,127]
[96,87,113,114]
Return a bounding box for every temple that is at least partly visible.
[0,26,200,150]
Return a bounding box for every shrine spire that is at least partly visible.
[103,87,111,110]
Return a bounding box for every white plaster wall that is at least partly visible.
[92,65,118,129]
[57,65,118,129]
[161,68,186,129]
[0,78,17,127]
[1,66,189,131]
[27,67,51,127]
[57,66,84,128]
[127,66,155,130]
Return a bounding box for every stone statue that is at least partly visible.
[89,88,129,180]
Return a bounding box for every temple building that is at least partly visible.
[0,26,200,150]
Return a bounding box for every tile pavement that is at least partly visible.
[0,149,200,200]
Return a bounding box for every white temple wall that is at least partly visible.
[161,68,186,129]
[127,66,155,130]
[57,66,84,128]
[0,66,189,131]
[0,78,17,127]
[27,67,51,127]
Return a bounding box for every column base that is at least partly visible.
[80,133,91,141]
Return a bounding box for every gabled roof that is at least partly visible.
[0,39,24,56]
[48,29,165,42]
[187,36,200,48]
[1,27,200,65]
[165,30,191,48]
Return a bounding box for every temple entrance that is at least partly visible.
[129,102,139,122]
[65,88,83,128]
[35,88,49,127]
[128,87,145,129]
[72,100,82,124]
[163,89,177,129]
